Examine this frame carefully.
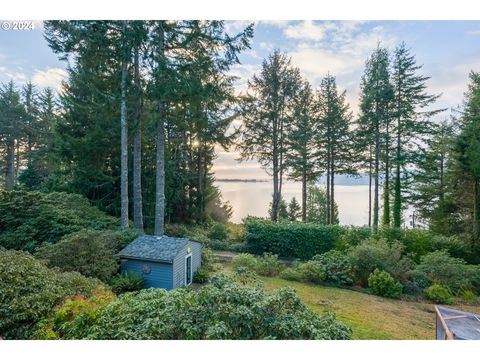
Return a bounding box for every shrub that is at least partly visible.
[255,253,285,276]
[335,226,371,251]
[348,238,410,286]
[244,218,345,259]
[193,267,211,284]
[312,250,352,286]
[367,269,402,299]
[0,249,103,339]
[0,190,118,252]
[108,272,145,294]
[298,261,325,284]
[280,267,303,282]
[402,280,424,296]
[401,229,470,262]
[208,223,229,241]
[35,229,121,281]
[32,290,116,340]
[412,250,479,292]
[232,253,258,271]
[424,284,453,304]
[47,273,352,339]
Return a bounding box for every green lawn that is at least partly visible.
[215,262,480,339]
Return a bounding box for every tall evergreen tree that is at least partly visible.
[285,81,317,222]
[357,46,393,232]
[391,42,442,228]
[238,50,302,221]
[316,74,355,224]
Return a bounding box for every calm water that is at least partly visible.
[215,180,371,225]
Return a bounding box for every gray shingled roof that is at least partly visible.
[119,235,188,263]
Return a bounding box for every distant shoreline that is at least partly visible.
[215,178,269,183]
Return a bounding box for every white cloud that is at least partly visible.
[224,20,253,33]
[284,20,328,41]
[31,67,67,91]
[0,65,27,83]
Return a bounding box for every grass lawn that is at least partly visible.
[215,261,480,340]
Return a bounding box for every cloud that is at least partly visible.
[284,20,331,41]
[0,65,27,83]
[31,67,67,91]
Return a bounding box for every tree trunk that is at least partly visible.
[132,46,144,231]
[330,160,335,224]
[393,114,402,228]
[119,21,129,229]
[15,139,20,183]
[373,126,380,233]
[383,120,390,227]
[474,179,480,242]
[5,137,15,190]
[368,145,372,228]
[154,23,166,236]
[326,163,330,225]
[301,168,307,223]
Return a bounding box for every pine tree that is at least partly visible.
[284,81,317,222]
[391,42,442,228]
[238,50,302,221]
[357,46,393,232]
[288,197,301,221]
[316,74,355,225]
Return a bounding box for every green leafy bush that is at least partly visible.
[424,284,453,304]
[35,229,123,281]
[297,261,325,284]
[46,273,352,339]
[335,226,371,251]
[245,218,345,259]
[312,250,352,286]
[0,249,104,339]
[32,290,116,340]
[232,253,258,271]
[208,223,229,241]
[108,272,145,294]
[193,267,211,284]
[280,267,303,282]
[255,253,285,276]
[411,250,479,293]
[367,269,402,299]
[0,190,118,252]
[348,238,411,286]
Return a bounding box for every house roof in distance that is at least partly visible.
[119,235,198,263]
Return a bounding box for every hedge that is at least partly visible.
[244,218,346,259]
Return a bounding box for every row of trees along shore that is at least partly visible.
[1,21,480,246]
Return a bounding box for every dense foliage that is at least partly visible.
[411,250,480,293]
[368,269,402,299]
[35,229,136,281]
[312,250,353,286]
[0,190,117,252]
[32,272,352,340]
[245,218,344,259]
[348,238,412,286]
[424,284,453,304]
[0,249,104,339]
[108,272,145,294]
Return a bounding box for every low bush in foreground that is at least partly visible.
[424,284,453,304]
[0,249,104,339]
[368,269,402,299]
[38,272,351,340]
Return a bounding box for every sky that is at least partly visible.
[1,20,480,180]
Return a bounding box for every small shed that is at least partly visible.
[119,235,202,290]
[435,306,480,340]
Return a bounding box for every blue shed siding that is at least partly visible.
[121,259,173,290]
